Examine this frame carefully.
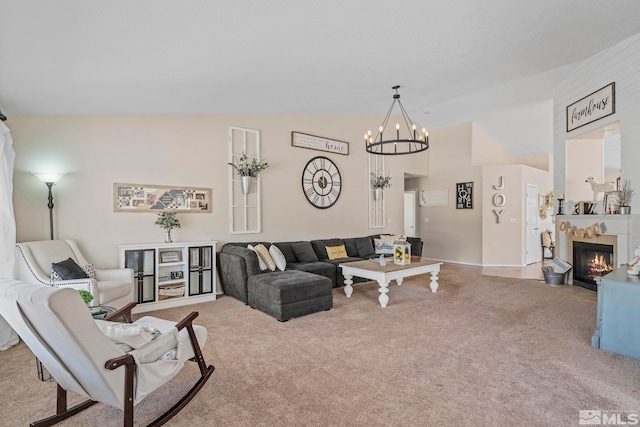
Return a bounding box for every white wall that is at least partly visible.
[481,165,553,266]
[412,123,483,264]
[10,114,416,267]
[554,32,640,259]
[414,122,552,266]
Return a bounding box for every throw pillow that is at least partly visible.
[326,245,348,260]
[82,263,96,279]
[50,268,63,282]
[247,244,269,271]
[52,263,96,283]
[354,237,375,258]
[51,257,89,280]
[343,238,359,257]
[374,238,395,255]
[254,244,276,271]
[269,244,287,271]
[291,241,318,263]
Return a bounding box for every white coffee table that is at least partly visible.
[339,258,443,307]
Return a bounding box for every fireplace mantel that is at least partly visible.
[555,214,640,267]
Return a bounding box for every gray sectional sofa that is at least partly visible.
[218,235,423,304]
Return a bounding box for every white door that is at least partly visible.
[525,184,540,265]
[404,190,417,237]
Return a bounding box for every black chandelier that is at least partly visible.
[365,85,429,155]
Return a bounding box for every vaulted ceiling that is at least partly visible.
[1,1,640,158]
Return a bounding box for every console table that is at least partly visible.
[592,268,640,359]
[118,241,217,313]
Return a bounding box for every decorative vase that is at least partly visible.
[374,187,382,201]
[165,229,173,243]
[241,176,252,195]
[378,254,387,266]
[620,206,631,215]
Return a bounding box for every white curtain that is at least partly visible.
[0,121,19,350]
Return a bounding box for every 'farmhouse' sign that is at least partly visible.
[566,82,615,132]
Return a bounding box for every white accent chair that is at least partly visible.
[15,239,134,308]
[0,279,214,427]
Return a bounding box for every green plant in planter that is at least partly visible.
[155,212,181,243]
[370,172,392,189]
[228,152,269,177]
[78,289,93,305]
[155,212,181,230]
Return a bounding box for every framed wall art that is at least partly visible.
[456,182,473,209]
[114,183,211,213]
[566,82,615,132]
[291,131,349,155]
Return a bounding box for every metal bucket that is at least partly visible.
[542,267,568,285]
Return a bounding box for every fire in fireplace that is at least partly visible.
[572,241,614,291]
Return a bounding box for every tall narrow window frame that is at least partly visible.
[229,126,262,234]
[368,154,385,228]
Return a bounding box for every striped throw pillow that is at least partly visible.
[254,244,276,271]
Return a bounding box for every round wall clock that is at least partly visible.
[301,156,342,209]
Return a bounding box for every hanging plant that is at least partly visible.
[370,172,392,189]
[228,152,269,177]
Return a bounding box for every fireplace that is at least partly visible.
[572,241,615,291]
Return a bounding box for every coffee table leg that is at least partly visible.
[344,274,353,297]
[396,277,404,286]
[430,269,439,292]
[378,280,390,307]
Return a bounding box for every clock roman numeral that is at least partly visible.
[330,188,339,198]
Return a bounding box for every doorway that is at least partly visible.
[525,184,540,265]
[404,190,417,237]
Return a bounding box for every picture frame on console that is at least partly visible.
[604,191,620,214]
[160,251,181,263]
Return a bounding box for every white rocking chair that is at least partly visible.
[0,279,214,427]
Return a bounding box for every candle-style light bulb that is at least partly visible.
[412,123,417,139]
[396,123,400,140]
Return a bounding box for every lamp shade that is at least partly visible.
[35,173,63,184]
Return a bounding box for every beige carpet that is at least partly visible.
[2,263,640,426]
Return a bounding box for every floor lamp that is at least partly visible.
[35,173,63,240]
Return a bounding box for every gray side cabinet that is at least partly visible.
[592,268,640,359]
